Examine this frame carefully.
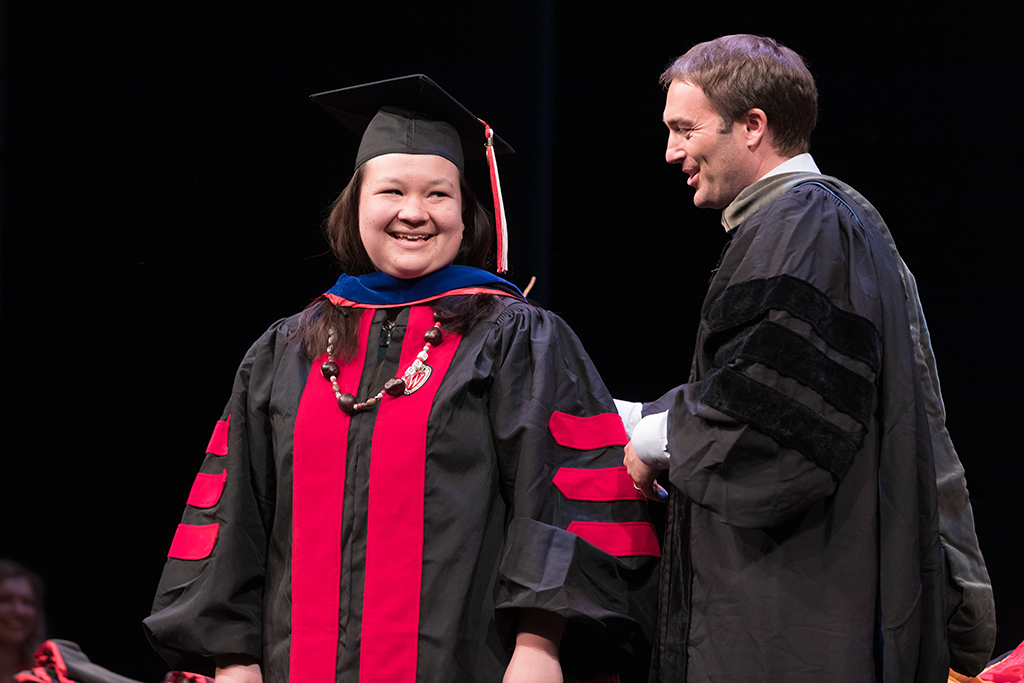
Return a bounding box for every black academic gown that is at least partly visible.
[144,295,657,683]
[648,175,994,682]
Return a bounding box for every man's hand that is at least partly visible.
[625,441,668,501]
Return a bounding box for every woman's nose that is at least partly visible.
[398,196,427,222]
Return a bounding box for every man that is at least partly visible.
[620,35,996,682]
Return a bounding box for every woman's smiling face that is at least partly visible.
[358,153,464,279]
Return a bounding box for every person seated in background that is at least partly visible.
[0,560,46,683]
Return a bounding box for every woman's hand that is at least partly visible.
[504,641,562,683]
[215,656,262,683]
[503,609,565,683]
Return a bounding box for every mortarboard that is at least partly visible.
[311,75,514,272]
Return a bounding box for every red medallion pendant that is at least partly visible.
[404,363,432,394]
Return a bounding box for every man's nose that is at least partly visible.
[666,140,685,164]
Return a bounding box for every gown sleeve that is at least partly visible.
[485,304,658,679]
[143,319,293,675]
[667,184,885,529]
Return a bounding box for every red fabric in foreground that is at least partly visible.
[981,638,1024,682]
[290,310,372,683]
[167,523,220,560]
[14,640,69,683]
[36,641,68,683]
[566,521,660,558]
[186,470,227,508]
[205,415,230,456]
[553,466,645,502]
[548,411,628,450]
[359,307,463,683]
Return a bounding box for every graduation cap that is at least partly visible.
[311,74,514,272]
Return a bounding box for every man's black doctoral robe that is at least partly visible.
[648,173,995,682]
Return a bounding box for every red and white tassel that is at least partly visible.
[479,119,509,273]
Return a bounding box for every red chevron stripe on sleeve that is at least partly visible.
[186,470,227,508]
[548,411,628,450]
[206,415,231,456]
[168,523,220,560]
[553,466,644,501]
[567,521,660,557]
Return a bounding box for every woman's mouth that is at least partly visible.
[388,232,434,242]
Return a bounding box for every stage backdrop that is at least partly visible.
[1,2,1021,679]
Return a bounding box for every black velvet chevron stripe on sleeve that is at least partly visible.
[712,320,875,427]
[699,367,862,478]
[705,274,882,372]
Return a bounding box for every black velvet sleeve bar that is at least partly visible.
[667,183,885,530]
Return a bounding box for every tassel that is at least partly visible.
[479,118,509,273]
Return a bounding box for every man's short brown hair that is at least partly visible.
[661,35,818,157]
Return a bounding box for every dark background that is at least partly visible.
[2,2,1021,679]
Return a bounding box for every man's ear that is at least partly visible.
[742,108,769,149]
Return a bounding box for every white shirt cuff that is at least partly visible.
[631,412,670,470]
[613,399,644,439]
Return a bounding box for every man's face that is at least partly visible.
[663,80,756,210]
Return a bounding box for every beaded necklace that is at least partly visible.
[322,314,444,416]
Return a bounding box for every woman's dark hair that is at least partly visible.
[0,559,47,662]
[298,160,498,360]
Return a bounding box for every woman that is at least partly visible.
[0,561,45,683]
[144,75,657,683]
